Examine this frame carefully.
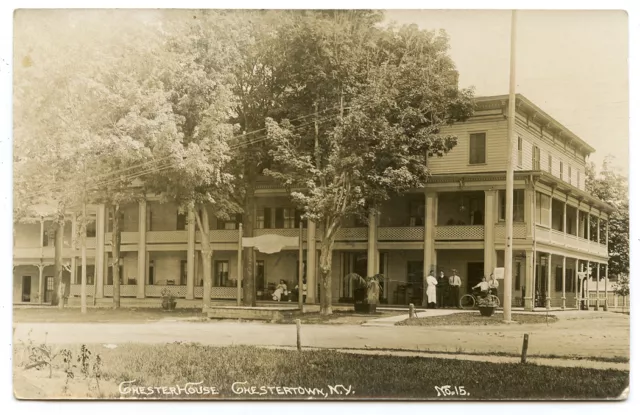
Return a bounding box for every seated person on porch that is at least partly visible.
[472,277,490,297]
[272,280,288,301]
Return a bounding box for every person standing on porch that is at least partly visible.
[449,269,462,308]
[426,271,437,309]
[436,271,449,308]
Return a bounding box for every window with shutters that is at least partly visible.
[559,161,564,180]
[214,261,229,287]
[180,260,187,285]
[469,132,486,164]
[568,165,572,184]
[498,190,525,222]
[555,266,563,292]
[548,154,552,173]
[532,146,541,170]
[517,137,523,167]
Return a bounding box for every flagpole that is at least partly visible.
[237,223,243,306]
[298,222,304,310]
[503,9,517,322]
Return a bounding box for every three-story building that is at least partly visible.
[13,94,613,310]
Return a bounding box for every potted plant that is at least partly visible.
[347,273,384,314]
[477,295,499,317]
[161,288,177,311]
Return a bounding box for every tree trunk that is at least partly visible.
[52,215,65,308]
[196,207,213,308]
[112,204,121,309]
[242,181,256,306]
[319,237,334,316]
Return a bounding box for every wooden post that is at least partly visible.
[409,303,415,319]
[521,334,529,363]
[296,319,302,351]
[237,223,243,306]
[298,222,304,311]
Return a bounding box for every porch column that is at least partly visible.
[37,263,45,304]
[561,256,566,310]
[186,208,196,299]
[137,200,147,299]
[586,260,591,310]
[71,213,77,284]
[484,190,496,277]
[604,264,609,311]
[574,258,580,309]
[596,262,600,311]
[524,250,534,311]
[306,220,317,303]
[546,253,552,310]
[367,211,378,277]
[95,204,106,298]
[423,191,437,306]
[563,201,567,235]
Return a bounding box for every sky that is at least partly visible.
[385,10,629,174]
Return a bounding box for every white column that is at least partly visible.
[37,264,45,304]
[546,253,552,310]
[367,211,377,277]
[561,256,566,310]
[524,250,534,311]
[484,190,496,277]
[186,208,196,300]
[137,200,147,299]
[423,191,437,306]
[604,264,609,311]
[95,204,106,298]
[306,220,317,303]
[596,262,600,311]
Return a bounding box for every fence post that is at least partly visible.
[521,334,529,364]
[409,303,415,319]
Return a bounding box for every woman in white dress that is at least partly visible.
[272,280,288,301]
[426,272,438,309]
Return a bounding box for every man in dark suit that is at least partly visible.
[436,271,449,308]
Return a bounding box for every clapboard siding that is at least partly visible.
[428,117,507,174]
[515,117,586,190]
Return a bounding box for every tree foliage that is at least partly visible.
[585,156,629,280]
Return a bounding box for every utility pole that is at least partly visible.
[503,9,518,322]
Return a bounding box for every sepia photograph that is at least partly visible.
[7,4,631,403]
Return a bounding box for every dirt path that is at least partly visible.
[13,311,629,361]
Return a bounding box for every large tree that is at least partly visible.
[585,156,629,280]
[265,15,474,315]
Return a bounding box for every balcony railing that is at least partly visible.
[146,231,188,244]
[435,225,484,240]
[334,227,368,241]
[535,225,607,256]
[494,223,527,239]
[378,227,424,241]
[87,284,240,299]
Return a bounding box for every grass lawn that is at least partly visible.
[13,343,628,400]
[398,312,558,326]
[13,307,205,323]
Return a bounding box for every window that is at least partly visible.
[535,192,551,227]
[274,208,285,228]
[499,190,525,222]
[532,146,541,170]
[517,137,523,167]
[515,261,521,291]
[409,200,425,226]
[577,171,581,189]
[86,220,96,237]
[263,208,272,229]
[568,165,572,184]
[107,211,125,232]
[559,161,564,180]
[566,269,575,292]
[180,260,187,285]
[555,266,563,292]
[74,265,95,285]
[469,132,486,164]
[214,261,229,287]
[551,199,564,232]
[217,214,242,230]
[177,212,187,230]
[548,154,552,173]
